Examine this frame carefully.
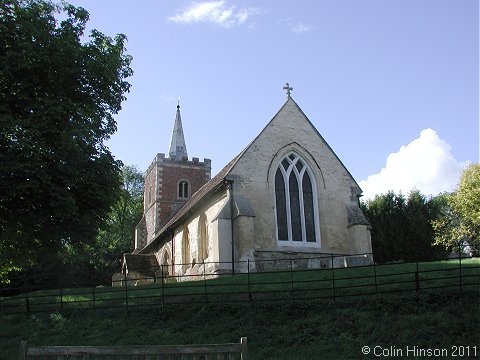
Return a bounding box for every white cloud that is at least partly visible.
[291,21,312,33]
[168,1,257,28]
[159,94,176,103]
[279,18,313,34]
[359,128,469,200]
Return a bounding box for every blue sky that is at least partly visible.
[68,0,478,199]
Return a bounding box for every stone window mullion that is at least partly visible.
[274,152,320,246]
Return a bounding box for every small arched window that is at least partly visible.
[148,185,153,204]
[274,152,319,244]
[178,180,190,199]
[182,226,190,270]
[198,213,208,262]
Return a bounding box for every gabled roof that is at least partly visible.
[139,96,363,253]
[250,96,362,193]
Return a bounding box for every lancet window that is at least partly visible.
[182,226,190,270]
[274,152,319,244]
[198,213,208,262]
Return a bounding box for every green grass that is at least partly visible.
[1,259,479,359]
[1,289,479,359]
[2,258,479,313]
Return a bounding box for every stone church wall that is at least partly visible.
[227,99,371,258]
[348,224,372,254]
[168,189,230,277]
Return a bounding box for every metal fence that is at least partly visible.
[1,254,479,314]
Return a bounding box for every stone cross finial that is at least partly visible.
[283,82,293,97]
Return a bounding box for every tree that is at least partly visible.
[433,164,480,253]
[27,165,144,288]
[361,191,407,263]
[0,0,133,281]
[89,165,144,283]
[404,190,447,261]
[361,190,446,263]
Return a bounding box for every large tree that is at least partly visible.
[433,164,480,253]
[361,190,446,263]
[0,0,133,281]
[25,165,145,288]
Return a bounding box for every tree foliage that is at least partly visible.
[11,165,144,289]
[0,0,133,280]
[89,165,144,283]
[361,190,446,263]
[433,164,480,252]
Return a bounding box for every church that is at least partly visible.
[123,84,372,282]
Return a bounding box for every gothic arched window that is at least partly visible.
[182,226,190,270]
[274,152,319,244]
[198,213,208,262]
[178,180,190,199]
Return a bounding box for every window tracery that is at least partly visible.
[274,152,319,244]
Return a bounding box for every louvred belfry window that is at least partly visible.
[274,153,319,244]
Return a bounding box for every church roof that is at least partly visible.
[139,95,363,253]
[168,103,188,160]
[252,96,362,194]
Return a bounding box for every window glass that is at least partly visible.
[274,152,319,245]
[275,168,288,240]
[289,171,302,241]
[303,173,316,242]
[178,181,190,199]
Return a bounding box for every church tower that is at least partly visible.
[135,103,211,250]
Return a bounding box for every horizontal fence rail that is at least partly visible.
[1,255,479,314]
[19,338,248,360]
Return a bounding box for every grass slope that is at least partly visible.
[3,259,479,313]
[2,289,479,359]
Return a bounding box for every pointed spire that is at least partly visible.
[168,99,188,160]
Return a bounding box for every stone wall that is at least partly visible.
[227,98,372,257]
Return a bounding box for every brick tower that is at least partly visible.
[135,103,211,250]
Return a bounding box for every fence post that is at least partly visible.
[161,264,165,307]
[331,254,336,303]
[60,288,63,312]
[124,271,128,312]
[92,286,96,311]
[289,258,294,300]
[459,242,463,291]
[24,277,30,314]
[373,261,378,294]
[247,258,252,302]
[203,262,208,303]
[240,336,248,360]
[415,261,420,291]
